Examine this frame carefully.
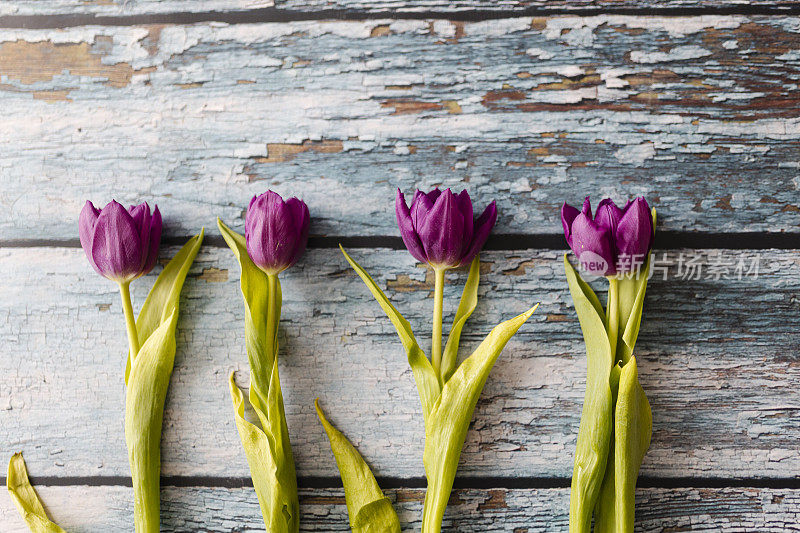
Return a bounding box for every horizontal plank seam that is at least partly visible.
[2,233,800,251]
[2,5,800,29]
[3,476,800,490]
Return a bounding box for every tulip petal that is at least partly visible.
[570,211,615,276]
[455,190,474,258]
[395,189,427,263]
[245,191,298,274]
[581,196,593,218]
[561,202,580,247]
[460,201,497,266]
[79,200,101,273]
[417,188,465,268]
[142,205,162,275]
[410,188,436,230]
[615,197,653,269]
[285,197,310,266]
[91,200,144,281]
[595,198,623,234]
[424,188,442,205]
[129,202,153,272]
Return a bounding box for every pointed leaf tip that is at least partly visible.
[7,453,66,533]
[315,400,400,533]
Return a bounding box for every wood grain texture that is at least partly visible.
[3,246,798,479]
[2,486,799,532]
[1,0,797,17]
[1,17,799,240]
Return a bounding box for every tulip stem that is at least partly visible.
[431,267,446,379]
[266,273,279,365]
[606,277,620,362]
[119,281,140,359]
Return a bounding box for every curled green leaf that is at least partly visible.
[422,304,538,533]
[124,230,203,533]
[340,245,440,422]
[219,219,298,532]
[612,356,652,532]
[7,453,66,533]
[125,309,177,533]
[592,362,622,533]
[315,400,400,533]
[230,371,298,533]
[441,255,480,383]
[564,254,613,533]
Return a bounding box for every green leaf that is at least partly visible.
[612,356,652,532]
[421,305,538,533]
[124,230,204,533]
[594,357,652,533]
[315,400,401,533]
[7,453,66,533]
[218,219,298,532]
[441,256,480,383]
[567,256,606,324]
[230,371,299,533]
[564,254,614,533]
[616,256,649,365]
[340,246,441,422]
[618,208,657,364]
[125,310,178,533]
[125,229,205,384]
[591,362,622,533]
[217,219,277,408]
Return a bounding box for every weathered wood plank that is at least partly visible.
[1,17,799,240]
[1,486,799,532]
[1,0,796,17]
[2,246,799,479]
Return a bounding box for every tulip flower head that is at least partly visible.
[79,200,162,283]
[396,188,497,270]
[562,196,653,278]
[245,190,310,276]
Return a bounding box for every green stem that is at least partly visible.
[421,481,448,533]
[606,277,620,363]
[431,267,446,379]
[266,273,279,365]
[120,281,140,359]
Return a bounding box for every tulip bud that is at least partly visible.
[79,200,162,283]
[562,196,653,277]
[395,188,497,270]
[245,190,310,275]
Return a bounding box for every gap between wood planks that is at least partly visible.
[2,475,800,490]
[1,4,800,29]
[2,233,800,251]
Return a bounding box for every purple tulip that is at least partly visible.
[79,200,162,283]
[245,190,310,275]
[561,196,653,276]
[396,188,497,269]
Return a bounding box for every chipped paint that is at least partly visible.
[255,140,344,163]
[630,45,713,63]
[1,17,799,240]
[197,267,228,282]
[381,99,443,115]
[0,40,136,87]
[614,142,656,166]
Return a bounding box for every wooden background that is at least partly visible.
[1,0,799,531]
